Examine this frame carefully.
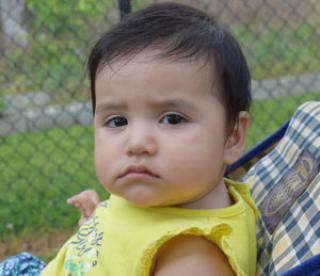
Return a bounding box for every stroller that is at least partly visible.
[1,101,319,275]
[226,101,320,275]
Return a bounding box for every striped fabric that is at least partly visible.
[240,101,320,275]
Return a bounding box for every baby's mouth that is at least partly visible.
[119,164,159,179]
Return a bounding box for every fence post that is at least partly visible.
[118,0,131,20]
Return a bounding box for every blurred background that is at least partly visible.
[0,0,319,261]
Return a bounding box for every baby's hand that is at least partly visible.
[67,190,101,226]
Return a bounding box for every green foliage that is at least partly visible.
[1,2,319,100]
[3,0,116,101]
[0,98,5,115]
[0,125,106,238]
[233,22,320,80]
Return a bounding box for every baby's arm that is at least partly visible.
[153,235,234,276]
[67,190,101,226]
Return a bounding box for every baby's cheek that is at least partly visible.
[94,154,109,183]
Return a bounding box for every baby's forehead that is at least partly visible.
[94,48,222,110]
[97,57,215,94]
[95,54,223,112]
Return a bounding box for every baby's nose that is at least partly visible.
[125,125,157,156]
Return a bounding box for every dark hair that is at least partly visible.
[88,2,251,127]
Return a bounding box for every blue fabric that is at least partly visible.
[281,254,320,276]
[0,252,46,276]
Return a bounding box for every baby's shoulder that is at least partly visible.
[153,235,234,276]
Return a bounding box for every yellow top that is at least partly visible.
[41,179,258,276]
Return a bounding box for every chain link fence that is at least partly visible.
[0,0,319,258]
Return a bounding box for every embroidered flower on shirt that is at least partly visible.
[64,201,108,274]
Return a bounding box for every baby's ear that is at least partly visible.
[223,111,249,164]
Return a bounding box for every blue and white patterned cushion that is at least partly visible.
[0,252,46,276]
[243,101,320,275]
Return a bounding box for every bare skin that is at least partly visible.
[153,235,235,276]
[67,190,100,226]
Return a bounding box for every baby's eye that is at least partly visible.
[105,116,128,128]
[160,114,186,125]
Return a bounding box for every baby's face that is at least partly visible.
[94,50,237,208]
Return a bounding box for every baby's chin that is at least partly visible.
[118,192,174,209]
[123,195,192,209]
[123,195,168,208]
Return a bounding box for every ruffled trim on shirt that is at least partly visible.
[138,224,246,276]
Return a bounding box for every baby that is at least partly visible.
[42,3,257,275]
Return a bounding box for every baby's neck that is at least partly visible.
[175,179,233,210]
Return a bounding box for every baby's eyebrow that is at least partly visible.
[95,102,127,115]
[95,98,196,115]
[150,98,196,111]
